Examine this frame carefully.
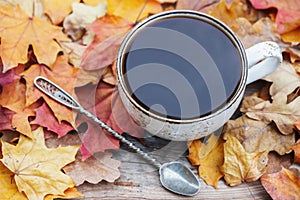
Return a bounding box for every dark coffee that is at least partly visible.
[122,15,242,120]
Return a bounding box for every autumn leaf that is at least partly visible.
[249,0,300,34]
[176,0,220,11]
[75,81,143,159]
[0,127,80,200]
[0,4,69,72]
[107,0,162,22]
[265,152,293,174]
[31,102,74,137]
[63,2,107,41]
[188,134,224,188]
[21,55,78,125]
[292,139,300,164]
[42,0,80,24]
[0,80,36,137]
[263,61,300,97]
[224,115,295,155]
[63,152,121,186]
[80,14,134,70]
[83,0,106,6]
[261,167,300,200]
[221,134,268,186]
[0,106,14,132]
[209,0,261,27]
[241,94,300,135]
[0,161,28,200]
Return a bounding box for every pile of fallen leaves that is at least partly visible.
[0,0,299,199]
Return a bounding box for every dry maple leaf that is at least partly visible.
[221,134,268,186]
[249,0,300,34]
[241,94,300,135]
[0,127,80,200]
[0,106,15,132]
[263,61,300,97]
[188,134,224,188]
[261,167,300,200]
[224,115,295,155]
[0,80,36,138]
[81,14,134,70]
[265,152,293,174]
[63,152,121,186]
[76,81,143,159]
[0,160,28,199]
[42,0,80,25]
[30,102,74,137]
[0,4,69,72]
[21,55,78,125]
[107,0,162,22]
[176,0,220,11]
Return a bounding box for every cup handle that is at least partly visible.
[245,41,282,85]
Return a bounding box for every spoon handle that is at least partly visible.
[34,76,161,168]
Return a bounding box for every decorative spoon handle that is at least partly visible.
[34,76,161,168]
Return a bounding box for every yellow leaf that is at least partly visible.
[188,134,224,188]
[0,161,27,200]
[42,0,80,24]
[0,127,80,200]
[83,0,106,6]
[222,135,268,186]
[0,5,69,72]
[282,27,300,43]
[107,0,162,22]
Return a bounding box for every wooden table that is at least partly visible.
[74,135,271,199]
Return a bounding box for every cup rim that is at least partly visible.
[116,10,248,124]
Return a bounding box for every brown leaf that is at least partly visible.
[265,152,293,174]
[63,152,121,186]
[222,134,268,186]
[0,4,69,72]
[263,61,300,97]
[224,115,295,155]
[261,167,300,200]
[241,94,300,135]
[176,0,220,11]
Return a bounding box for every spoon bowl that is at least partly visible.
[159,162,200,196]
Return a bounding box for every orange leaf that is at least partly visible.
[261,167,300,200]
[0,5,69,72]
[0,80,35,138]
[21,55,78,125]
[292,139,300,164]
[83,0,106,6]
[282,27,300,43]
[107,0,162,22]
[43,0,80,24]
[188,134,224,188]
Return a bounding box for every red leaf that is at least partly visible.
[249,0,300,33]
[31,103,74,137]
[0,106,15,131]
[261,167,300,199]
[80,15,133,70]
[75,81,143,159]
